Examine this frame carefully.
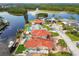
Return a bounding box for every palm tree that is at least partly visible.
[24,10,29,24]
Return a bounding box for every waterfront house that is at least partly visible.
[24,37,54,54]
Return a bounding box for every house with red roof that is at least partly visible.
[24,37,54,54]
[22,18,55,55]
[33,19,44,24]
[31,30,51,39]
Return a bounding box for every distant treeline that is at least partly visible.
[0,4,79,15]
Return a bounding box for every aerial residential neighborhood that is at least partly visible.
[0,4,79,56]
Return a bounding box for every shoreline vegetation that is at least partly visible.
[0,4,79,15]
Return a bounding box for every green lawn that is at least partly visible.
[48,52,72,56]
[77,45,79,48]
[51,32,59,36]
[58,39,67,47]
[15,44,26,54]
[66,33,79,41]
[42,24,52,31]
[24,24,31,31]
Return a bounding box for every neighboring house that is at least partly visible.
[33,19,44,24]
[24,37,54,54]
[31,30,51,39]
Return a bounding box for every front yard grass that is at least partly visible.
[66,32,79,41]
[15,44,26,54]
[51,32,59,36]
[58,39,67,47]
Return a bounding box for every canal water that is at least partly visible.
[0,11,79,43]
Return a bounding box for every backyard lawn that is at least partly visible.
[15,44,26,54]
[66,33,79,41]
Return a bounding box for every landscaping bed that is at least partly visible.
[58,39,67,47]
[15,44,26,54]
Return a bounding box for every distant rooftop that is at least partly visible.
[33,19,44,24]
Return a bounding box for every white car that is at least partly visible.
[8,41,14,48]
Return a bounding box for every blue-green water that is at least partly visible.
[0,12,25,42]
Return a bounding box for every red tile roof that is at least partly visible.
[24,37,53,49]
[34,19,44,24]
[31,30,51,36]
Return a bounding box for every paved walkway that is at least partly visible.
[52,24,79,56]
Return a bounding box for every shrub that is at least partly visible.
[15,44,26,54]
